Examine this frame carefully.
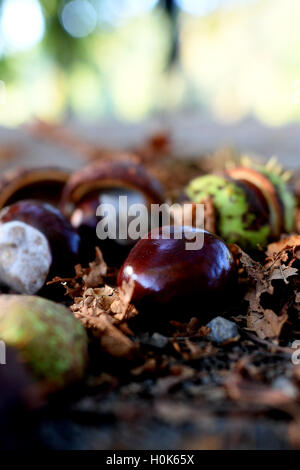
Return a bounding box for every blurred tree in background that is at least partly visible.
[0,0,300,126]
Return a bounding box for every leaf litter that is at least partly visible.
[41,138,300,448]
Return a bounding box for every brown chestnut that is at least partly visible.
[0,167,69,209]
[60,160,165,265]
[0,200,80,294]
[118,226,237,319]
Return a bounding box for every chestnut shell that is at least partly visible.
[0,200,80,280]
[60,159,165,216]
[226,166,283,236]
[0,167,69,209]
[60,160,165,266]
[118,226,237,318]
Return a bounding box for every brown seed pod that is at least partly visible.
[60,159,165,215]
[60,160,165,265]
[0,167,70,209]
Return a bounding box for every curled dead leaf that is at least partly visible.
[50,248,138,358]
[234,244,298,340]
[247,309,288,340]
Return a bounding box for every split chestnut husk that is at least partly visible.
[0,167,69,208]
[60,159,165,265]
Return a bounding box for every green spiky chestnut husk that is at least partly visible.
[0,295,88,393]
[185,174,270,249]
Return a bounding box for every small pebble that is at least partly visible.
[150,333,168,349]
[206,316,240,344]
[139,332,168,349]
[272,376,298,399]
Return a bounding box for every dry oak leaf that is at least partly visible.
[81,247,108,288]
[247,309,288,340]
[237,242,299,295]
[235,246,296,340]
[265,235,300,282]
[71,285,115,321]
[110,278,137,322]
[267,235,300,260]
[238,248,274,298]
[51,247,138,358]
[92,313,136,359]
[49,247,108,297]
[268,265,298,284]
[71,285,138,358]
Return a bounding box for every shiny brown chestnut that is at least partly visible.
[0,167,70,209]
[0,200,80,294]
[60,160,165,265]
[118,226,237,319]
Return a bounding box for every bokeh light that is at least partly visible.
[175,0,255,16]
[60,0,97,38]
[175,0,222,16]
[98,0,159,26]
[0,0,45,52]
[0,0,300,127]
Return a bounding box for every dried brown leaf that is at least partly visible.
[269,265,298,284]
[247,309,288,340]
[82,247,107,288]
[232,245,297,340]
[110,278,137,321]
[92,314,136,359]
[51,248,138,358]
[267,235,300,259]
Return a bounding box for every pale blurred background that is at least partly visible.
[0,0,299,126]
[1,0,300,168]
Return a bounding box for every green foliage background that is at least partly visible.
[0,0,300,126]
